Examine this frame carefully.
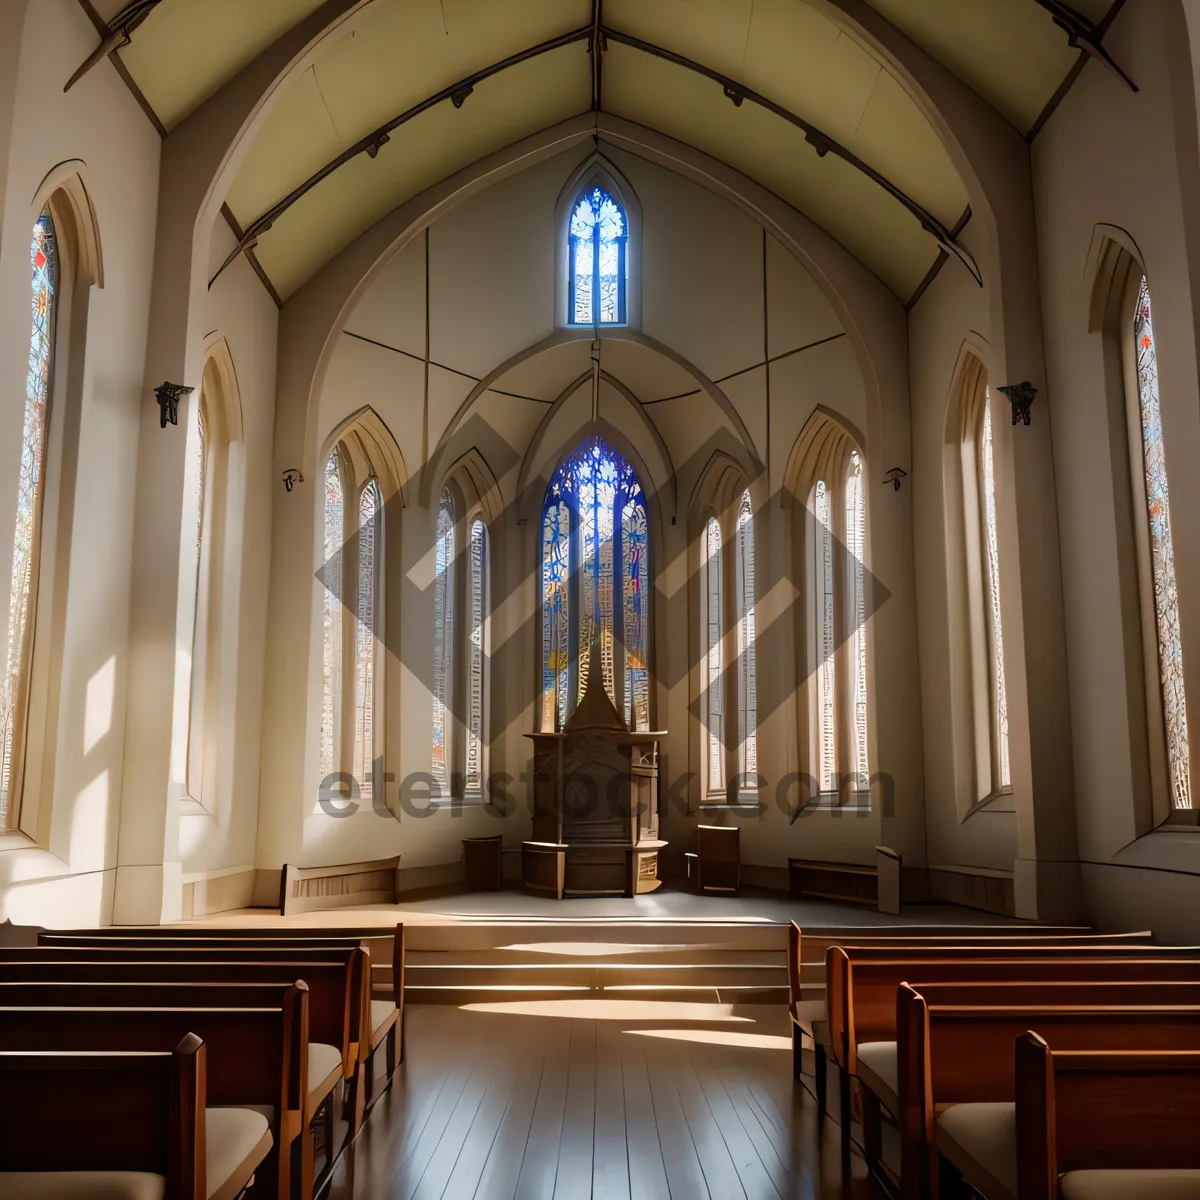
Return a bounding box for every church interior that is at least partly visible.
[4,0,1200,1196]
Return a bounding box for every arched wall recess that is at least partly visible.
[781,404,866,508]
[1085,224,1146,334]
[514,367,678,523]
[438,446,503,529]
[318,405,408,504]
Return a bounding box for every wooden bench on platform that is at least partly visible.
[278,855,401,916]
[0,1037,216,1200]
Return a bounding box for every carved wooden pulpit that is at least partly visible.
[523,640,666,898]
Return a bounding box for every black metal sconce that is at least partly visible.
[153,382,192,429]
[883,467,907,492]
[998,381,1037,426]
[282,468,304,493]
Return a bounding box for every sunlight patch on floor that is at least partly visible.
[624,1028,791,1050]
[459,998,753,1021]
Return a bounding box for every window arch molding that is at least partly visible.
[1087,228,1198,829]
[554,153,642,331]
[689,449,762,805]
[783,407,875,808]
[942,341,1016,815]
[431,448,502,804]
[314,406,406,809]
[1,171,103,838]
[173,338,244,817]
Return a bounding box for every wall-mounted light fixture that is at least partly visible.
[998,381,1037,426]
[282,468,304,493]
[883,467,907,492]
[153,382,192,428]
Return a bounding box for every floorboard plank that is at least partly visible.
[513,1017,572,1200]
[620,1028,671,1200]
[591,1021,631,1200]
[553,1020,597,1200]
[644,1038,712,1199]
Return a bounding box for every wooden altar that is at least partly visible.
[523,644,666,898]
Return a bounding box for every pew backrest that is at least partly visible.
[1015,1033,1200,1199]
[828,944,1200,1069]
[0,1036,204,1195]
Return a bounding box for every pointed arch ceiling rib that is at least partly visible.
[85,0,1125,302]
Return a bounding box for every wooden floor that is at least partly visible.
[328,1003,885,1200]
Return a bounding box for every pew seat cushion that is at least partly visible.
[0,1173,164,1199]
[207,1106,273,1200]
[371,1000,397,1048]
[935,1102,1017,1200]
[855,1040,898,1114]
[1061,1170,1200,1199]
[309,1041,344,1109]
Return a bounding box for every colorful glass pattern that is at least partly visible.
[353,480,379,800]
[432,489,454,793]
[320,450,343,785]
[704,517,723,793]
[845,453,869,789]
[569,186,627,326]
[981,392,1011,789]
[814,480,836,795]
[466,519,487,795]
[1135,278,1190,808]
[540,436,648,728]
[1,214,57,821]
[736,491,758,788]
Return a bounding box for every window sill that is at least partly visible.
[178,796,215,820]
[795,794,872,816]
[428,796,492,811]
[963,788,1015,820]
[1159,809,1200,830]
[699,800,764,813]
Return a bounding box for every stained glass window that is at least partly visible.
[431,488,454,793]
[703,516,723,793]
[980,391,1010,790]
[736,492,758,788]
[845,453,869,789]
[466,519,487,796]
[1134,278,1190,808]
[353,480,379,800]
[569,185,627,326]
[814,480,836,795]
[1,214,58,822]
[320,450,344,784]
[540,436,649,729]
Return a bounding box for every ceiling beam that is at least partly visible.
[602,27,981,286]
[589,0,604,112]
[65,0,163,93]
[210,24,593,287]
[1030,0,1136,91]
[212,21,981,291]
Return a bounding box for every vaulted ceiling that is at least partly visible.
[84,0,1126,304]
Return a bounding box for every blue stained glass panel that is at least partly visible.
[569,186,626,326]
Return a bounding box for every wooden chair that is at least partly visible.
[1016,1033,1200,1199]
[895,988,1200,1200]
[0,1036,208,1200]
[690,824,740,894]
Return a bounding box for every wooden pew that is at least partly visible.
[0,991,307,1199]
[1015,1032,1200,1199]
[825,941,1196,1139]
[896,989,1200,1200]
[789,929,1159,1134]
[38,925,406,1089]
[5,939,398,1128]
[0,1036,209,1200]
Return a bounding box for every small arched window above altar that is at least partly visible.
[568,185,628,327]
[540,436,650,731]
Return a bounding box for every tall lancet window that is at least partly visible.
[320,449,344,784]
[980,391,1011,789]
[702,516,724,794]
[540,436,650,729]
[465,519,488,798]
[736,491,757,784]
[432,489,455,793]
[569,185,627,326]
[1134,278,1190,808]
[353,480,380,799]
[813,480,836,795]
[0,214,57,823]
[845,453,869,785]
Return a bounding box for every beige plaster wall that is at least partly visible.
[0,0,160,925]
[1034,0,1200,930]
[257,143,924,880]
